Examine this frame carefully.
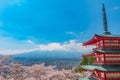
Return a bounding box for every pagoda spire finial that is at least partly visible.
[102,3,111,35]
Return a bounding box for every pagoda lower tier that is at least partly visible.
[82,49,120,65]
[80,65,120,80]
[81,49,120,80]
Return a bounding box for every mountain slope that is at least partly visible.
[13,50,81,61]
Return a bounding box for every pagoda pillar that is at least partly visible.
[119,39,120,46]
[104,53,106,63]
[103,40,105,49]
[104,72,106,80]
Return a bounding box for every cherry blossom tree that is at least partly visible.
[0,56,91,80]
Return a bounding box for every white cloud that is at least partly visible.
[0,0,25,14]
[66,32,85,39]
[0,49,38,55]
[26,40,34,44]
[38,40,94,53]
[0,35,38,55]
[80,32,84,34]
[113,6,120,10]
[66,32,75,35]
[39,43,67,51]
[0,36,94,55]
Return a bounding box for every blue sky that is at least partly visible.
[0,0,120,55]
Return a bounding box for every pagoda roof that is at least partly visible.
[96,49,120,53]
[78,77,96,80]
[82,52,95,57]
[83,34,120,46]
[81,65,120,72]
[98,34,120,38]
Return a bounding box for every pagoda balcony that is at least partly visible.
[93,46,120,50]
[105,61,120,64]
[106,72,120,80]
[93,55,120,65]
[83,52,120,65]
[94,62,120,65]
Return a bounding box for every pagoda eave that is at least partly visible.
[83,34,98,46]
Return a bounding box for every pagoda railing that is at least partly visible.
[105,61,120,63]
[94,61,120,65]
[91,73,100,80]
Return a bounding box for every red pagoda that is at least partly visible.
[80,4,120,80]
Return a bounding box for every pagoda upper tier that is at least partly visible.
[83,34,120,49]
[82,50,120,65]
